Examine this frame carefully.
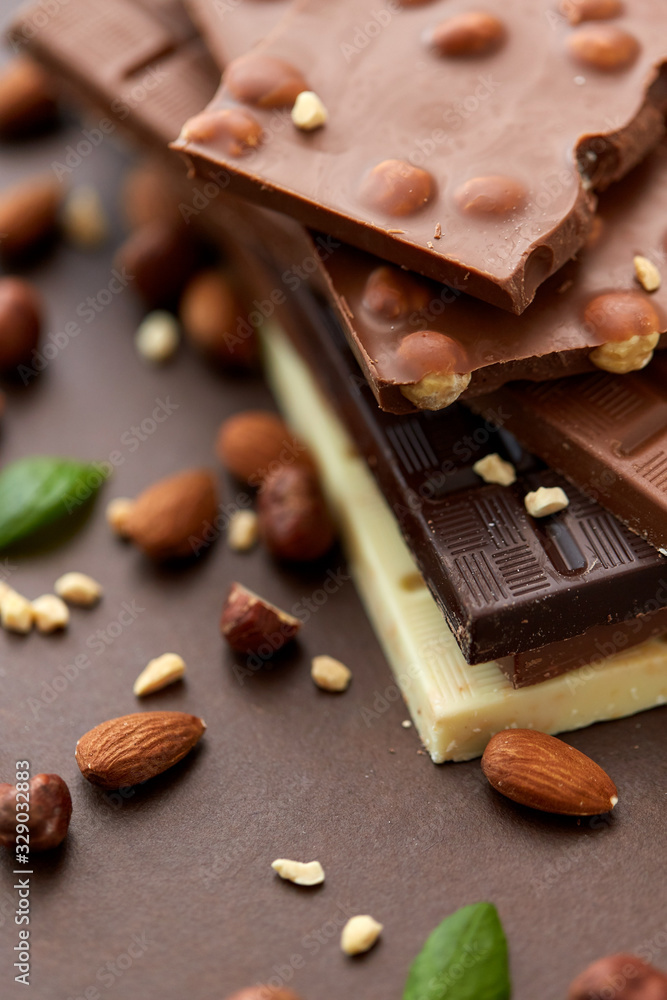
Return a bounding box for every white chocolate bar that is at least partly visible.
[262,326,667,762]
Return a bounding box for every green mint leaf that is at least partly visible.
[0,456,109,549]
[403,903,511,1000]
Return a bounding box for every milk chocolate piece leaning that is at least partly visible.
[274,284,667,664]
[24,0,667,670]
[467,354,667,552]
[185,0,291,66]
[172,0,667,314]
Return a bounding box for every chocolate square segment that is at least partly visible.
[173,0,667,313]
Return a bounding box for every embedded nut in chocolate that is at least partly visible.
[220,582,301,655]
[428,12,506,57]
[362,265,431,321]
[584,290,660,342]
[590,332,660,373]
[360,160,434,217]
[560,0,624,25]
[567,954,667,1000]
[0,277,42,371]
[224,53,308,108]
[568,25,640,71]
[0,774,72,851]
[180,108,263,157]
[397,330,471,410]
[258,464,336,562]
[455,175,527,217]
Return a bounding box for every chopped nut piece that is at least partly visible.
[62,185,108,248]
[221,582,301,655]
[135,310,180,363]
[106,497,135,537]
[473,453,517,486]
[271,858,325,886]
[524,486,569,518]
[341,915,383,956]
[291,91,328,131]
[589,332,659,374]
[32,594,69,633]
[400,371,471,410]
[633,255,661,292]
[227,510,259,552]
[54,571,102,606]
[134,652,186,696]
[311,654,352,692]
[1,590,34,633]
[402,720,413,729]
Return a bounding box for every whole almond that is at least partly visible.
[124,468,219,560]
[0,174,62,262]
[216,411,312,486]
[0,57,58,137]
[75,711,206,789]
[481,729,618,815]
[258,464,335,562]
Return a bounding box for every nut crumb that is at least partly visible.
[271,858,324,886]
[106,497,135,537]
[401,720,412,729]
[473,453,516,486]
[311,654,351,692]
[387,228,405,234]
[634,255,661,292]
[135,310,180,363]
[589,332,659,374]
[134,652,185,696]
[524,486,569,518]
[341,915,383,956]
[62,184,108,248]
[228,509,259,552]
[434,222,441,239]
[427,240,434,249]
[55,571,102,606]
[1,589,34,633]
[31,594,69,633]
[291,91,328,131]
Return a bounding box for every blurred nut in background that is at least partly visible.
[61,184,108,248]
[135,310,180,363]
[180,268,258,368]
[121,162,185,230]
[0,57,58,137]
[114,219,202,308]
[216,410,312,485]
[0,773,72,851]
[0,173,63,263]
[0,276,42,371]
[258,464,336,562]
[123,468,219,560]
[567,953,667,1000]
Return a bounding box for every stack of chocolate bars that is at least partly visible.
[13,0,667,760]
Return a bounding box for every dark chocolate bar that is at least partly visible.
[172,0,667,314]
[467,358,667,552]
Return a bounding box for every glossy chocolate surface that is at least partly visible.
[173,0,667,313]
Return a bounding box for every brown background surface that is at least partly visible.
[0,9,666,999]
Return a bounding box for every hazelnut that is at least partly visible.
[0,277,42,371]
[584,290,660,341]
[0,773,72,851]
[524,486,570,518]
[590,332,659,373]
[220,582,301,656]
[473,453,517,486]
[0,174,62,262]
[362,266,431,321]
[311,654,352,692]
[560,0,624,25]
[455,175,527,217]
[123,469,219,561]
[180,108,263,157]
[114,220,202,308]
[397,330,471,409]
[341,915,383,956]
[224,53,308,108]
[360,159,434,216]
[121,163,184,230]
[179,269,258,368]
[216,411,312,486]
[568,25,639,71]
[271,858,325,886]
[567,954,667,1000]
[428,12,506,57]
[0,57,58,137]
[258,465,336,562]
[31,594,70,633]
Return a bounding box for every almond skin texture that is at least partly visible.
[124,469,219,560]
[75,711,206,789]
[216,411,312,485]
[0,773,72,851]
[0,174,62,262]
[258,464,336,561]
[568,954,667,1000]
[481,729,618,815]
[221,582,301,655]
